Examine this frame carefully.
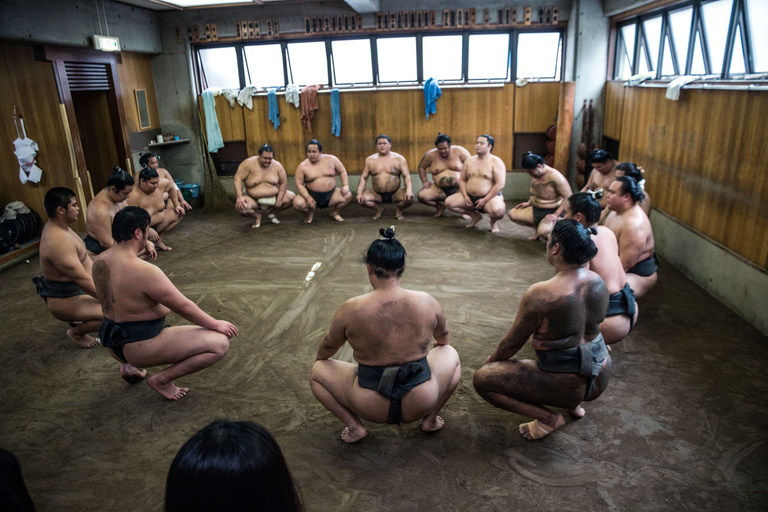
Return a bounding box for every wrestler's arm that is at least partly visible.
[457,146,471,162]
[356,159,371,204]
[618,223,644,271]
[417,151,432,187]
[53,238,98,297]
[581,171,595,192]
[143,265,238,338]
[458,160,470,202]
[432,297,450,346]
[477,158,506,208]
[275,162,288,207]
[162,168,191,210]
[400,156,413,200]
[88,208,115,250]
[485,286,543,363]
[233,162,250,210]
[163,179,183,215]
[331,156,350,190]
[551,172,574,217]
[316,306,348,360]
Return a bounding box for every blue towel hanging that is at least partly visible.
[331,88,341,137]
[268,88,280,130]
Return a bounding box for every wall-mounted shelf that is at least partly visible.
[145,138,190,149]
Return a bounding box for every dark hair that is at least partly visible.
[106,167,135,191]
[165,420,302,512]
[521,152,545,170]
[258,144,274,155]
[568,192,603,224]
[588,149,614,164]
[434,133,451,146]
[615,176,646,203]
[138,167,159,181]
[616,162,642,181]
[306,139,322,152]
[375,134,391,144]
[139,153,159,167]
[364,227,406,279]
[0,449,35,512]
[112,206,151,243]
[479,134,494,151]
[550,219,598,266]
[44,187,76,217]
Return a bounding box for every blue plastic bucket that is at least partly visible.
[174,179,184,187]
[181,183,199,199]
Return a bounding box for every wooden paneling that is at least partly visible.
[554,81,575,174]
[617,86,768,269]
[0,43,85,231]
[116,52,160,134]
[513,82,561,133]
[603,80,625,140]
[72,91,120,192]
[215,95,246,142]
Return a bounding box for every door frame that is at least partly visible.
[35,45,131,203]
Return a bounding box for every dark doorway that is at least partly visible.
[71,90,120,192]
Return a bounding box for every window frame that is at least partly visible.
[612,0,767,81]
[193,26,566,94]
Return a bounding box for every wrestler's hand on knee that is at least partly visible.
[213,320,238,338]
[422,181,432,189]
[146,242,157,261]
[464,196,473,208]
[356,193,365,205]
[307,198,317,209]
[148,228,160,242]
[236,197,250,211]
[543,214,559,224]
[514,201,530,210]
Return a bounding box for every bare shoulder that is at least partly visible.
[326,154,342,164]
[596,225,617,241]
[272,159,285,171]
[492,155,506,167]
[454,146,471,158]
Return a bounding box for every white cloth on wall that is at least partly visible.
[237,86,258,110]
[13,137,43,184]
[222,89,238,107]
[285,84,300,108]
[666,76,697,101]
[627,71,655,86]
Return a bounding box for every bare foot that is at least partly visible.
[269,216,280,224]
[67,328,100,349]
[462,214,471,220]
[528,234,541,241]
[331,213,344,222]
[519,414,565,440]
[567,405,586,418]
[434,204,446,218]
[304,211,315,224]
[491,220,500,234]
[372,207,384,220]
[341,426,368,444]
[420,415,445,432]
[251,212,262,228]
[466,212,482,228]
[395,210,405,220]
[120,363,147,384]
[156,241,173,251]
[147,374,189,400]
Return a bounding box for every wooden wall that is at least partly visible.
[205,82,564,175]
[603,80,625,140]
[610,85,768,270]
[0,42,85,231]
[117,52,161,134]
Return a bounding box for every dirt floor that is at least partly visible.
[1,202,767,511]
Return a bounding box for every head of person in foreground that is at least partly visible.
[364,226,406,283]
[547,219,598,268]
[165,420,302,512]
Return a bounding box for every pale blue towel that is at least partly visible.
[201,89,224,153]
[268,88,280,129]
[424,77,442,119]
[331,88,341,137]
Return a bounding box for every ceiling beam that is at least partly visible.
[343,0,379,13]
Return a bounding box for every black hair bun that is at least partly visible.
[379,226,396,240]
[593,189,604,199]
[588,227,598,235]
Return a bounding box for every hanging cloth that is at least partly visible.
[423,77,441,119]
[237,86,258,110]
[268,88,281,130]
[300,85,320,132]
[285,84,301,108]
[201,89,224,153]
[331,88,341,137]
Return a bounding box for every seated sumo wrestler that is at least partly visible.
[92,206,238,400]
[310,227,461,443]
[473,220,611,440]
[165,420,303,512]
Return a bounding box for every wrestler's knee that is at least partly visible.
[209,334,230,358]
[472,366,493,396]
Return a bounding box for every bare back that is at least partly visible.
[529,269,609,351]
[604,205,655,270]
[339,289,443,366]
[40,223,92,282]
[86,190,124,242]
[92,249,170,322]
[588,226,627,294]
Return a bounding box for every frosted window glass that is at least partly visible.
[669,7,693,73]
[517,32,562,79]
[661,36,676,75]
[746,0,768,72]
[701,0,734,74]
[331,39,373,85]
[377,37,417,82]
[643,16,662,71]
[691,35,707,74]
[199,47,240,89]
[729,25,746,75]
[621,24,637,71]
[243,44,285,89]
[423,35,463,81]
[287,41,328,86]
[468,33,510,80]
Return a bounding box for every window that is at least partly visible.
[614,0,767,80]
[331,39,373,85]
[286,41,328,86]
[376,37,417,83]
[517,32,562,79]
[198,47,239,89]
[467,33,510,81]
[243,44,285,89]
[422,35,463,81]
